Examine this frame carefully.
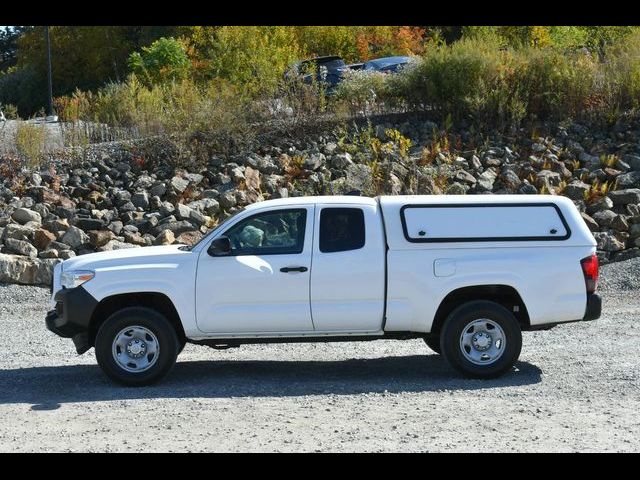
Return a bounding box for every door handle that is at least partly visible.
[280,266,308,273]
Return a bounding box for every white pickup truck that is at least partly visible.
[46,195,601,386]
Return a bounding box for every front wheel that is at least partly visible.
[440,301,522,379]
[95,307,179,387]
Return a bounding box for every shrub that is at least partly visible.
[55,74,258,162]
[599,32,640,119]
[391,37,604,127]
[516,47,598,120]
[331,70,393,116]
[394,37,525,126]
[1,103,19,119]
[128,37,191,86]
[15,121,47,166]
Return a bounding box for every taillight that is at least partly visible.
[580,254,599,294]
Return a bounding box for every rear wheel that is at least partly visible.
[95,307,179,387]
[440,301,522,379]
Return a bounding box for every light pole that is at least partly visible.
[44,25,57,121]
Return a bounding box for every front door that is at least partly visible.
[196,206,315,334]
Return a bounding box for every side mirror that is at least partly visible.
[208,236,232,256]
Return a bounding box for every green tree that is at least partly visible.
[2,26,178,116]
[0,26,31,73]
[128,37,191,85]
[186,26,300,96]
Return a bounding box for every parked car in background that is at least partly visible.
[362,56,416,74]
[346,62,364,71]
[285,56,349,91]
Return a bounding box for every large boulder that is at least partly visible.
[331,153,353,169]
[176,231,204,246]
[536,169,562,187]
[454,170,477,186]
[131,192,150,210]
[123,231,149,246]
[608,189,640,206]
[61,226,90,248]
[578,152,601,170]
[175,203,193,220]
[0,254,60,285]
[188,198,220,216]
[622,154,640,171]
[586,196,613,214]
[580,212,599,232]
[218,191,237,210]
[4,238,38,258]
[344,164,374,193]
[593,231,626,252]
[88,230,116,248]
[3,224,36,242]
[303,153,326,171]
[476,169,497,191]
[98,240,140,252]
[41,190,76,210]
[11,208,42,225]
[500,169,521,190]
[33,229,57,250]
[75,217,105,231]
[612,248,640,262]
[152,220,196,237]
[616,171,640,189]
[154,230,175,245]
[244,166,261,191]
[564,181,590,200]
[592,210,617,228]
[170,176,190,194]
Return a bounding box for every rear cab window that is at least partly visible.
[319,208,365,253]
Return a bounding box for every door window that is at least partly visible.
[223,209,307,256]
[319,208,365,253]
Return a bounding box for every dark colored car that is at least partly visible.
[286,56,349,90]
[362,56,415,74]
[346,62,364,71]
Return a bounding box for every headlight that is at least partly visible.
[60,270,95,289]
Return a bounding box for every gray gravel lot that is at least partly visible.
[1,259,639,452]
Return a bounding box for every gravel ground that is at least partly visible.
[0,260,639,452]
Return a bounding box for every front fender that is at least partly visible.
[82,262,198,336]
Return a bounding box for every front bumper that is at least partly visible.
[45,286,98,354]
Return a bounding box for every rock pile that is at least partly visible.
[2,117,640,285]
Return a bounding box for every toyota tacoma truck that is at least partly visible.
[46,195,601,386]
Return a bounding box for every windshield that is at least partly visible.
[180,207,246,251]
[319,59,346,70]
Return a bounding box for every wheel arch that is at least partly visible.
[88,292,186,347]
[430,284,530,335]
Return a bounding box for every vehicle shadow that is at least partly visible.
[0,355,542,410]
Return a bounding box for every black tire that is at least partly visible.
[440,300,522,379]
[95,307,179,387]
[424,335,441,354]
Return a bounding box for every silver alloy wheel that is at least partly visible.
[112,326,160,373]
[459,318,506,365]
